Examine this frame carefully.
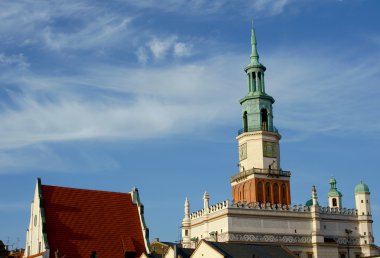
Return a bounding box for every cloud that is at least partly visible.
[0,53,29,69]
[250,0,291,16]
[0,0,134,52]
[42,17,132,51]
[1,44,379,151]
[0,54,243,150]
[136,47,149,64]
[174,42,193,57]
[136,36,193,62]
[148,36,177,60]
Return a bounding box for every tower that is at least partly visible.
[231,25,291,206]
[355,181,376,256]
[327,176,342,208]
[181,197,191,248]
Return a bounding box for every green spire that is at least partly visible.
[250,21,260,65]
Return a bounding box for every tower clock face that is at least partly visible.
[239,143,247,161]
[263,141,277,158]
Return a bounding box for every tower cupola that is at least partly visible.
[328,176,342,208]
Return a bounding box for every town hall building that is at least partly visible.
[181,26,379,258]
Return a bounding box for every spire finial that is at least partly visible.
[250,21,260,65]
[184,197,190,218]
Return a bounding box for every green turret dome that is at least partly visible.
[328,176,342,197]
[355,181,370,194]
[305,199,319,207]
[328,189,342,197]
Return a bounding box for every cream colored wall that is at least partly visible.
[229,215,312,235]
[165,247,174,258]
[190,242,224,258]
[355,192,371,216]
[24,181,48,258]
[237,132,280,171]
[190,215,229,242]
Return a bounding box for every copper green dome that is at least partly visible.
[355,181,370,193]
[328,176,342,197]
[305,199,319,207]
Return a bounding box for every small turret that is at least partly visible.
[181,197,191,248]
[203,191,210,212]
[328,176,342,208]
[355,181,375,254]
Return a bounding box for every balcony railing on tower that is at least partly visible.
[238,125,278,135]
[230,168,291,183]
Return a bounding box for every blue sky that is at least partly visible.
[1,0,380,248]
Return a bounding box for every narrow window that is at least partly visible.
[281,184,287,204]
[332,198,337,207]
[361,200,364,203]
[265,182,271,202]
[185,230,188,236]
[257,182,264,203]
[273,183,279,204]
[261,109,268,131]
[243,111,248,132]
[252,73,256,91]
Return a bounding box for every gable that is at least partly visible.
[40,184,148,258]
[191,241,225,258]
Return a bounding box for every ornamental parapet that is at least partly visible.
[319,206,357,216]
[230,168,291,183]
[189,200,357,220]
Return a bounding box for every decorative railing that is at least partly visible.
[230,168,291,182]
[189,200,357,220]
[238,125,278,135]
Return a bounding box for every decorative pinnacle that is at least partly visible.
[184,197,190,217]
[250,21,260,65]
[312,185,318,205]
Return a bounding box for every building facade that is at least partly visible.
[181,26,379,258]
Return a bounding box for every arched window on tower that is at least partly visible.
[261,109,268,131]
[252,72,256,92]
[273,183,279,204]
[257,72,261,92]
[242,185,245,200]
[243,111,248,132]
[257,182,264,203]
[332,198,337,207]
[281,184,287,204]
[265,182,271,203]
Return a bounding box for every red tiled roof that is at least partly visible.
[41,185,147,258]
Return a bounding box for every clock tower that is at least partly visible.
[231,25,291,206]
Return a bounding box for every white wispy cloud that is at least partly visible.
[0,53,29,69]
[148,36,177,60]
[174,42,193,57]
[136,36,194,62]
[1,45,379,151]
[0,0,134,52]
